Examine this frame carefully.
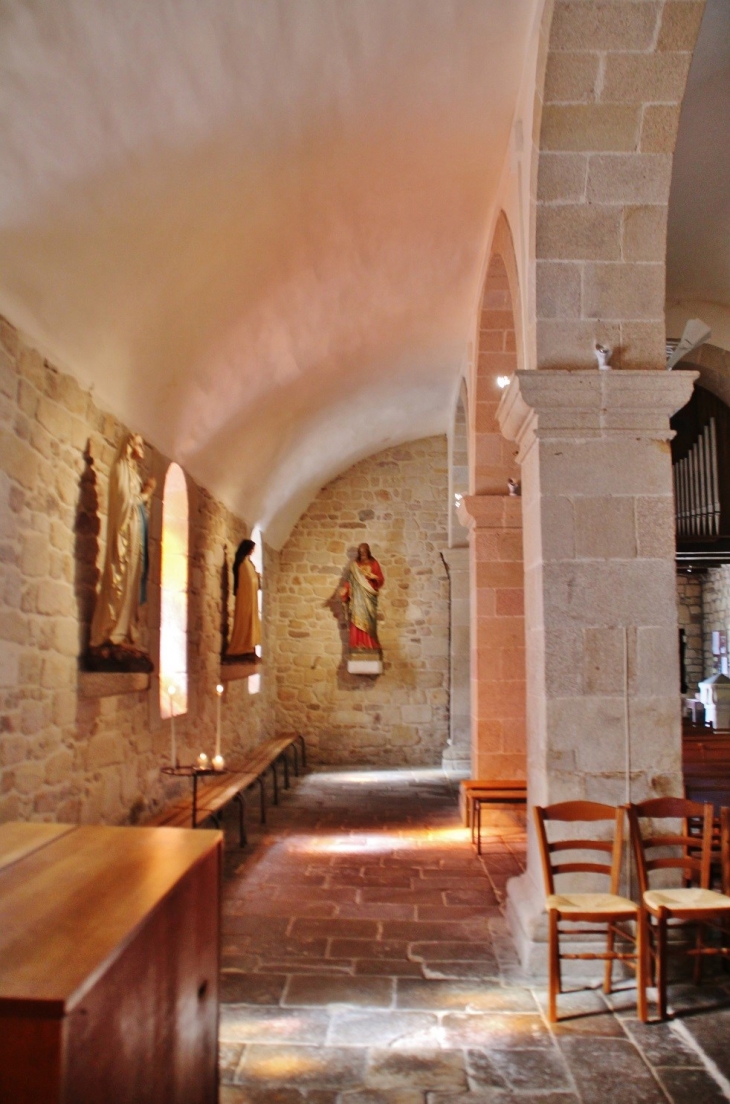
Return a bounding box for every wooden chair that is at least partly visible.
[627,797,730,1021]
[534,801,646,1023]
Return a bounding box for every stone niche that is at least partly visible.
[272,436,450,766]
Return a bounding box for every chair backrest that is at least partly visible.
[721,806,730,896]
[533,800,624,897]
[627,797,713,893]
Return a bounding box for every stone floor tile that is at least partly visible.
[338,903,417,921]
[292,919,380,940]
[222,973,288,1005]
[259,960,355,975]
[536,987,627,1036]
[468,1046,573,1092]
[220,1006,331,1046]
[395,980,537,1014]
[238,1045,367,1090]
[380,921,492,944]
[419,961,502,982]
[441,1013,553,1050]
[283,975,394,1008]
[220,1042,246,1084]
[354,959,425,978]
[219,1087,305,1104]
[409,943,498,963]
[330,939,411,961]
[654,1066,729,1104]
[338,1089,425,1104]
[557,1036,668,1104]
[416,906,500,922]
[441,889,499,907]
[679,1007,730,1082]
[428,1093,577,1104]
[364,1048,468,1091]
[620,1017,703,1068]
[327,1010,442,1049]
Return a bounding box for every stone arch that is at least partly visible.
[534,0,706,371]
[460,210,526,781]
[472,211,522,496]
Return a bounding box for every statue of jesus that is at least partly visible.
[340,543,384,652]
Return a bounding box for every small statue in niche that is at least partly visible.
[224,538,261,663]
[340,543,384,655]
[86,433,155,671]
[595,343,613,370]
[507,478,521,496]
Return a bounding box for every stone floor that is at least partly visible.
[218,767,730,1104]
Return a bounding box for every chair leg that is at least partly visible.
[604,923,615,995]
[693,922,704,986]
[636,909,648,1024]
[656,909,668,1021]
[548,909,561,1023]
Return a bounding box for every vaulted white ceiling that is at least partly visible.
[0,0,537,545]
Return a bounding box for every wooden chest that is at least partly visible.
[0,822,221,1104]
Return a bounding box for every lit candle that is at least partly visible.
[168,684,177,768]
[215,683,224,758]
[197,752,209,770]
[212,753,225,772]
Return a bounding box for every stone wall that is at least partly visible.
[272,437,449,765]
[701,565,730,680]
[676,571,703,693]
[0,317,276,825]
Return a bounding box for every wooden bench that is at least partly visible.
[459,778,527,855]
[148,733,305,846]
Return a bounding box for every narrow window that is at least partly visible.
[160,464,189,718]
[248,525,263,695]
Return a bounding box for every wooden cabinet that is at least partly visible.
[0,822,221,1104]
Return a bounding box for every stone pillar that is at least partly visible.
[441,546,471,774]
[497,369,696,972]
[458,495,526,781]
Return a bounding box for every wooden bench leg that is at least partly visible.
[282,751,290,789]
[291,742,300,777]
[234,793,247,847]
[271,762,279,805]
[296,733,306,768]
[257,777,266,824]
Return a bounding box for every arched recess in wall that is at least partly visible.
[533,0,705,371]
[472,212,522,495]
[159,463,189,719]
[450,381,470,547]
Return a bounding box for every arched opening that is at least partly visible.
[464,211,525,782]
[248,525,263,695]
[159,463,189,719]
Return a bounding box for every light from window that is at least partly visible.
[160,463,188,718]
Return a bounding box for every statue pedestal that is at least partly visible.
[347,654,383,675]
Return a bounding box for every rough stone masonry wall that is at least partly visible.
[676,571,703,693]
[0,317,276,825]
[273,437,449,765]
[701,566,730,682]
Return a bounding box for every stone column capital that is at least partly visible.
[497,369,697,461]
[457,493,522,532]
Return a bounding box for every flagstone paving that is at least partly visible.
[218,767,730,1104]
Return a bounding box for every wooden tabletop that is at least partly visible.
[0,822,76,874]
[0,823,221,1016]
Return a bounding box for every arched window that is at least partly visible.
[248,525,263,695]
[160,463,188,718]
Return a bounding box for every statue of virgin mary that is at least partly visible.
[89,433,155,662]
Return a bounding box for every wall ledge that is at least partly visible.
[78,671,151,698]
[220,661,260,682]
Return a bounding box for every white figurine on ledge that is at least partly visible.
[595,343,612,370]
